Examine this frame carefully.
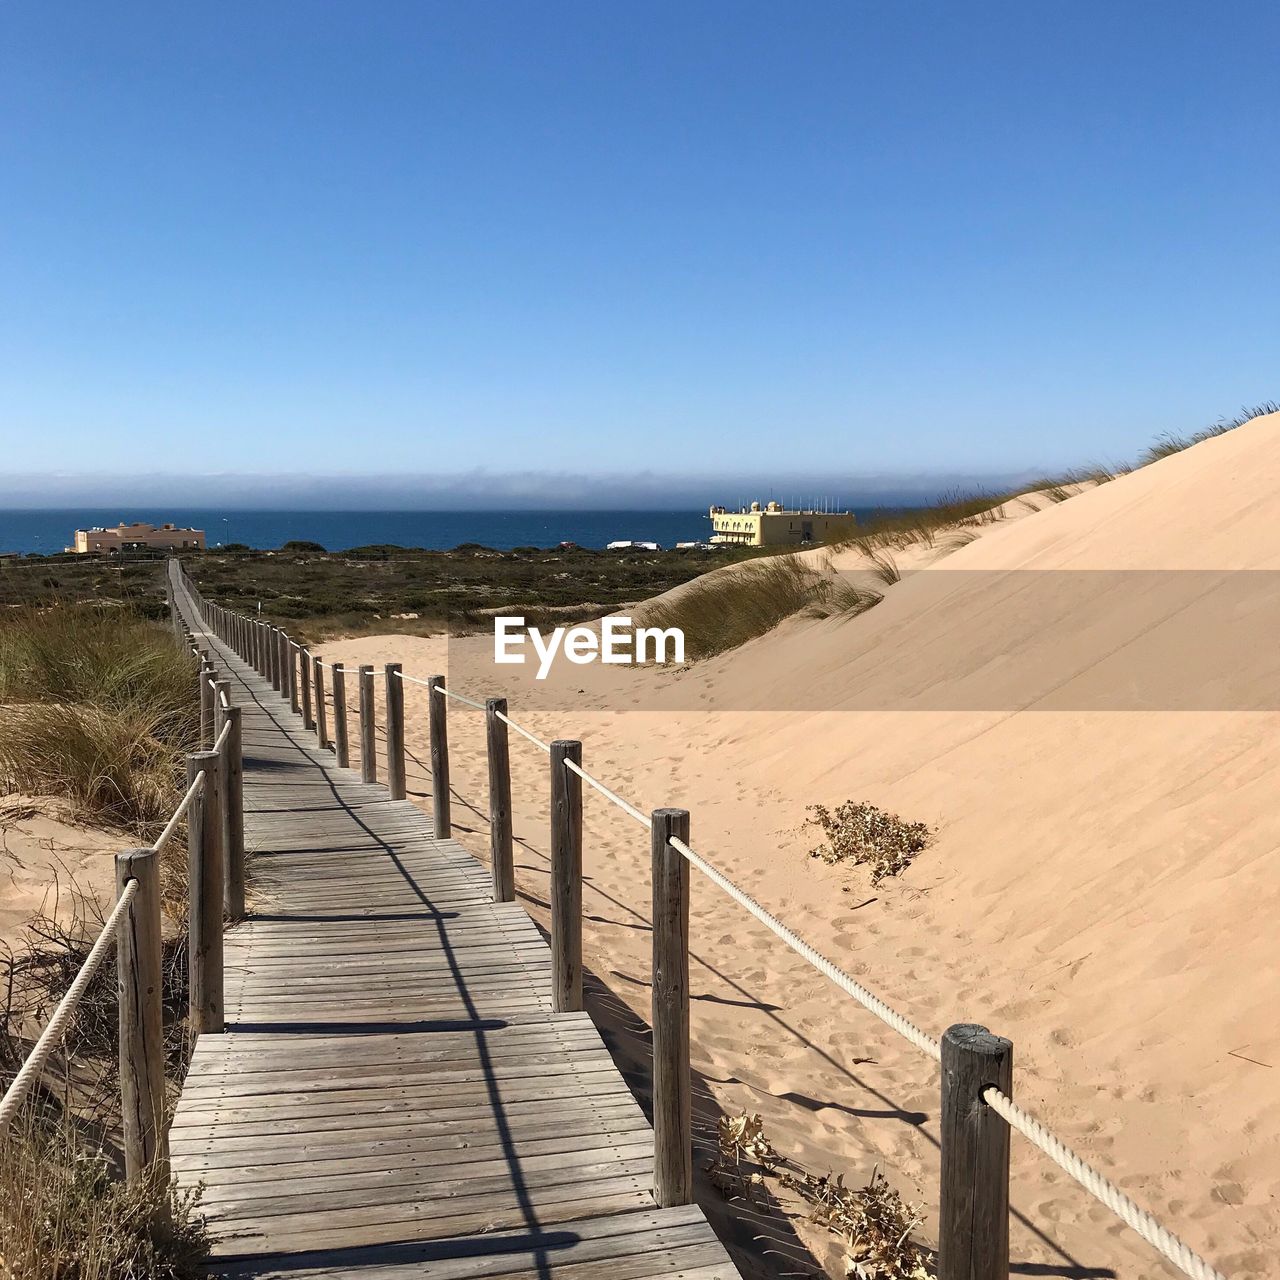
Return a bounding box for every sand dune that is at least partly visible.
[321,413,1280,1279]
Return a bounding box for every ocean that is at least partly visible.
[0,508,784,555]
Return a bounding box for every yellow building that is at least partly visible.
[708,501,857,547]
[68,522,206,554]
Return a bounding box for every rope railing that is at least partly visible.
[433,683,487,712]
[982,1086,1225,1280]
[184,573,1230,1280]
[0,879,139,1137]
[668,833,942,1061]
[564,757,654,830]
[497,709,551,754]
[153,769,206,855]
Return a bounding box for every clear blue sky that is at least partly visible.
[2,1,1276,497]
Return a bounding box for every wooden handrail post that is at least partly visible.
[287,640,299,712]
[939,1023,1013,1280]
[269,627,281,692]
[358,664,376,783]
[301,648,314,730]
[486,697,514,902]
[313,656,329,750]
[279,631,291,702]
[651,807,692,1207]
[332,665,350,768]
[115,846,167,1184]
[254,620,264,674]
[187,751,225,1037]
[549,740,583,1013]
[428,676,451,838]
[385,663,406,800]
[264,625,275,689]
[199,661,215,749]
[216,700,245,923]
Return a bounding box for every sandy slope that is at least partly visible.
[0,797,120,954]
[320,414,1280,1280]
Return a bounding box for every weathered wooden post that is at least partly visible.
[301,648,314,730]
[212,678,231,721]
[549,740,583,1012]
[187,751,225,1037]
[115,847,167,1184]
[313,656,328,750]
[278,631,291,702]
[486,697,514,902]
[332,665,350,768]
[265,626,276,689]
[939,1023,1013,1280]
[385,663,406,800]
[255,620,265,674]
[358,664,376,783]
[651,807,692,1206]
[287,638,299,711]
[199,660,215,748]
[428,675,451,837]
[216,697,245,923]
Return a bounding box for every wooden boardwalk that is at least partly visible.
[169,593,739,1277]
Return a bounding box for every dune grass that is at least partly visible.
[1139,401,1279,465]
[637,555,847,660]
[0,607,198,840]
[0,605,205,1277]
[0,1111,207,1280]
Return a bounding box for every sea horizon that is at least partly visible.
[0,506,899,556]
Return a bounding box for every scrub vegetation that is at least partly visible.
[0,606,198,840]
[0,606,206,1277]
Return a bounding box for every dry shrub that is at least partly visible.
[710,1112,935,1280]
[0,1115,207,1280]
[1,884,191,1090]
[0,890,199,1279]
[807,801,931,884]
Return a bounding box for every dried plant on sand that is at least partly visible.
[0,1114,207,1280]
[709,1112,936,1280]
[806,801,931,884]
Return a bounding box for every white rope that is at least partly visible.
[668,834,942,1062]
[437,685,486,712]
[213,719,232,753]
[564,758,653,828]
[395,671,436,688]
[152,769,206,855]
[218,688,231,710]
[496,710,551,754]
[0,879,139,1136]
[983,1086,1226,1280]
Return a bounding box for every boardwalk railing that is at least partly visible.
[180,565,1229,1280]
[0,614,246,1188]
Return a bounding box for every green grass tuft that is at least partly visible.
[0,606,198,840]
